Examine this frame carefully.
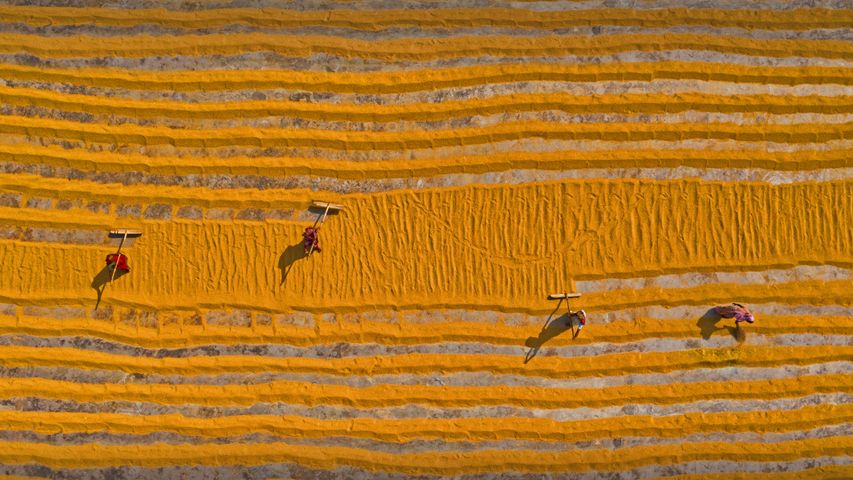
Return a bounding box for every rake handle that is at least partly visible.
[307,203,332,256]
[109,231,128,284]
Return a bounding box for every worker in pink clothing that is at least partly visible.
[714,303,755,325]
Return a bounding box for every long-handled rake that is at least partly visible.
[548,292,585,335]
[108,228,142,284]
[306,201,344,256]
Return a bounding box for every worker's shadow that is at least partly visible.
[278,242,306,286]
[524,300,574,364]
[91,265,128,310]
[696,308,740,341]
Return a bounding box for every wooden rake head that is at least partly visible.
[547,292,581,300]
[306,201,345,256]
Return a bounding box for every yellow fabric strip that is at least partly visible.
[1,6,850,30]
[0,33,850,60]
[2,261,851,314]
[0,373,845,408]
[0,437,848,473]
[1,404,849,442]
[0,205,117,230]
[2,115,851,150]
[0,172,313,212]
[0,180,850,312]
[5,86,853,121]
[0,61,848,92]
[1,143,849,179]
[0,314,847,349]
[0,344,847,377]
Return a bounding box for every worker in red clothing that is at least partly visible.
[302,227,321,255]
[105,253,130,272]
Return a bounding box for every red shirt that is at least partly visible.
[105,253,130,272]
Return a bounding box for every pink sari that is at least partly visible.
[714,303,754,324]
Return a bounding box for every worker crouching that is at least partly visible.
[714,302,755,325]
[302,227,321,255]
[569,309,587,331]
[105,253,130,273]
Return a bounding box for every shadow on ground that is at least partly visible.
[278,242,307,286]
[697,307,744,342]
[524,299,575,363]
[92,265,128,310]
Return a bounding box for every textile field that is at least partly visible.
[0,1,851,479]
